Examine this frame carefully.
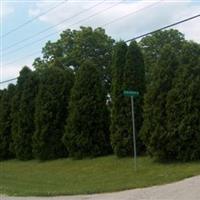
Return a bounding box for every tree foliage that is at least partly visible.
[165,41,200,161]
[16,70,38,160]
[33,67,74,160]
[123,41,145,153]
[0,84,16,160]
[141,44,180,160]
[1,28,199,162]
[11,67,33,159]
[110,41,128,157]
[63,60,111,159]
[33,27,114,92]
[110,41,145,157]
[140,29,185,83]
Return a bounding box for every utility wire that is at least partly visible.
[2,0,107,52]
[5,50,42,66]
[6,0,155,56]
[1,0,68,38]
[125,14,200,42]
[101,1,161,28]
[4,0,125,56]
[1,13,200,85]
[0,78,17,85]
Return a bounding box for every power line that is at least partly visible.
[1,13,200,85]
[125,14,200,42]
[1,0,68,38]
[0,78,17,85]
[2,0,107,52]
[5,0,156,56]
[5,12,200,66]
[101,1,161,28]
[5,50,42,66]
[3,0,125,57]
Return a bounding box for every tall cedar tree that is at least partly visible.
[111,41,145,157]
[15,71,38,160]
[165,42,200,161]
[123,41,145,154]
[110,41,128,157]
[141,45,179,160]
[33,67,74,160]
[11,67,33,157]
[63,60,111,159]
[0,84,16,160]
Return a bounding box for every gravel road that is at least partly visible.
[1,175,200,200]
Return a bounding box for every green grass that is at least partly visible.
[0,156,200,196]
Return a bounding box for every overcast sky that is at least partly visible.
[1,0,200,88]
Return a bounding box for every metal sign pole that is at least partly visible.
[131,96,137,171]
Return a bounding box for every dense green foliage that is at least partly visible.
[110,41,145,157]
[123,41,145,153]
[139,29,185,83]
[0,28,199,162]
[33,67,74,160]
[63,60,111,159]
[141,40,200,161]
[165,42,200,161]
[110,41,128,157]
[141,45,179,159]
[0,84,16,160]
[34,27,114,92]
[14,69,38,160]
[10,67,32,159]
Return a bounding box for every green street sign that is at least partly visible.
[123,90,139,97]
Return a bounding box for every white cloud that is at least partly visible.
[1,59,34,89]
[0,2,14,19]
[1,0,199,88]
[29,8,40,17]
[28,0,200,42]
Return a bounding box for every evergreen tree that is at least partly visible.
[11,67,33,157]
[110,41,145,157]
[165,42,200,161]
[15,71,38,160]
[141,45,179,160]
[110,41,128,157]
[123,41,145,154]
[0,84,16,160]
[63,60,111,159]
[33,67,74,160]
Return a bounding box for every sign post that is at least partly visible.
[123,90,139,171]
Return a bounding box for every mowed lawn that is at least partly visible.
[0,156,200,196]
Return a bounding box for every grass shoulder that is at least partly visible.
[0,155,200,196]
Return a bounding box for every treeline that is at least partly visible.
[0,27,199,161]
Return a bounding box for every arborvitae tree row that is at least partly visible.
[0,84,16,160]
[11,67,33,158]
[165,42,200,161]
[110,41,128,157]
[33,67,74,160]
[15,70,38,160]
[63,60,111,159]
[141,44,179,160]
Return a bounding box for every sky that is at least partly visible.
[0,0,200,88]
